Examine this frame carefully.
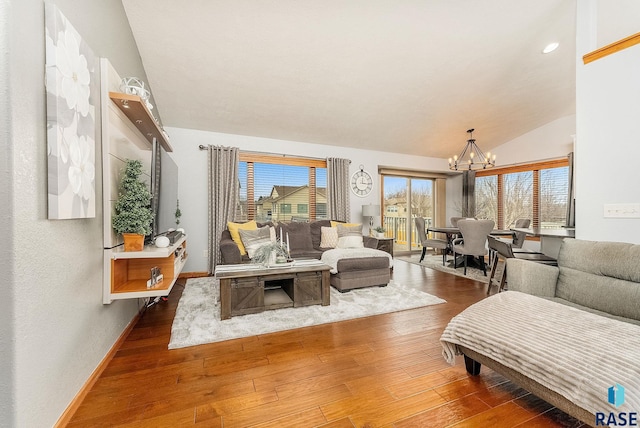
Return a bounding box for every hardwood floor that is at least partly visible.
[67,259,586,427]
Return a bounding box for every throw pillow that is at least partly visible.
[330,221,362,228]
[336,223,363,237]
[320,226,339,248]
[227,220,257,256]
[336,223,364,248]
[337,235,364,249]
[239,226,272,259]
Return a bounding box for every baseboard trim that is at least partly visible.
[54,310,142,427]
[178,271,209,279]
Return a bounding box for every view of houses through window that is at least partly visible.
[236,154,327,223]
[475,159,569,229]
[382,176,434,253]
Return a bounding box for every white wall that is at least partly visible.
[490,115,576,166]
[167,127,452,271]
[575,0,640,244]
[5,1,154,426]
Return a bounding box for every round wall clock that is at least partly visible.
[351,165,373,197]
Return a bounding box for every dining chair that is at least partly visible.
[452,219,495,275]
[512,218,531,248]
[415,217,448,265]
[450,217,464,227]
[486,235,558,295]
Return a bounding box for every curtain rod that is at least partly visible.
[197,145,344,162]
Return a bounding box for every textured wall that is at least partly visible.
[0,0,15,426]
[6,0,153,426]
[576,0,640,244]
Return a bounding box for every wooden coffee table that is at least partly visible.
[214,260,331,320]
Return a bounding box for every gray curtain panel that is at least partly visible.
[207,145,239,273]
[462,170,476,218]
[327,157,351,222]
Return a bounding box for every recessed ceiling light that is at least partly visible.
[542,42,559,54]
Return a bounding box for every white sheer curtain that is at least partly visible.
[207,145,239,273]
[327,157,350,222]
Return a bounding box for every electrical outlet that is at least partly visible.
[203,249,208,258]
[603,203,640,218]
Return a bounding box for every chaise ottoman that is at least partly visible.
[320,248,393,292]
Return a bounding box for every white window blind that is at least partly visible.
[237,154,327,222]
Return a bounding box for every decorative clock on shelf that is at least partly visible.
[350,165,373,197]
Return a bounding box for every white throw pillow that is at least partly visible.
[336,235,364,249]
[320,226,338,248]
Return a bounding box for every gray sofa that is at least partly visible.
[219,220,379,263]
[219,220,391,291]
[441,239,640,426]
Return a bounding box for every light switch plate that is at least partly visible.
[603,203,640,218]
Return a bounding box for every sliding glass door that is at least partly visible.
[382,176,434,253]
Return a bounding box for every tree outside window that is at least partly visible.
[475,159,569,229]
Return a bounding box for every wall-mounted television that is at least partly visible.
[150,140,179,239]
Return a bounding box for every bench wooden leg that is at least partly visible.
[464,355,482,376]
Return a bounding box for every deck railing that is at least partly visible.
[382,216,432,248]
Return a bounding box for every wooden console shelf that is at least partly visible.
[109,92,172,152]
[103,235,187,304]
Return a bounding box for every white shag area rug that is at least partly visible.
[168,277,446,349]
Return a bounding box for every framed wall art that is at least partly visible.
[45,3,97,219]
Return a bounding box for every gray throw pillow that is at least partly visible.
[239,226,272,259]
[337,224,362,237]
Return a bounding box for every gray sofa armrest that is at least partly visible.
[220,236,243,264]
[506,258,559,297]
[363,236,377,249]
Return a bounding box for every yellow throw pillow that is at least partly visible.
[330,221,362,228]
[227,220,257,255]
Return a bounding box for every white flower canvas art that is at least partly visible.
[45,3,97,219]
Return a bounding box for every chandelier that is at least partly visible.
[449,128,496,171]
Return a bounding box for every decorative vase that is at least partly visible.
[123,233,145,251]
[155,236,170,248]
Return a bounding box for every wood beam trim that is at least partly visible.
[476,158,568,177]
[583,32,640,65]
[239,153,327,168]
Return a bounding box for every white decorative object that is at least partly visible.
[176,228,185,233]
[120,77,153,111]
[155,236,170,248]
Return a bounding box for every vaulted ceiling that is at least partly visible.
[122,0,576,158]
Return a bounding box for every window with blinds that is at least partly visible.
[236,154,327,223]
[539,166,569,227]
[475,158,569,229]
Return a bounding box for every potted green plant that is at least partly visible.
[175,199,182,226]
[373,226,386,239]
[112,159,153,251]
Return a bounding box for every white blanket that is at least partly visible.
[320,248,393,274]
[440,291,640,416]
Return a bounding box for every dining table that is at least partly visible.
[512,227,575,258]
[426,226,514,268]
